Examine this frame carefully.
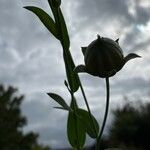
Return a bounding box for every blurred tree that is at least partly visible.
[0,85,50,150]
[108,100,150,150]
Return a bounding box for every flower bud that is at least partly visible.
[75,35,141,78]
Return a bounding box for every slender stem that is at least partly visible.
[96,77,110,150]
[71,93,81,150]
[78,79,98,137]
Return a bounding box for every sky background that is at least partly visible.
[0,0,150,149]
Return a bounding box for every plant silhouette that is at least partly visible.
[23,0,140,149]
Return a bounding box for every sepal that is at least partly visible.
[74,65,87,73]
[124,53,141,64]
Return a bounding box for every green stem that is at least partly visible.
[96,77,110,150]
[78,79,98,138]
[71,93,81,150]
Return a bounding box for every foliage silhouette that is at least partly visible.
[0,84,50,150]
[102,100,150,150]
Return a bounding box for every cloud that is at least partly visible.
[75,0,150,26]
[21,92,69,148]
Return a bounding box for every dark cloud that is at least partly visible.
[75,0,150,27]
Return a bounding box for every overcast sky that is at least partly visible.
[0,0,150,149]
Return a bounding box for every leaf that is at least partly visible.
[64,80,69,88]
[76,109,99,138]
[124,53,141,64]
[67,100,86,148]
[48,0,70,50]
[48,0,59,21]
[47,93,71,111]
[53,107,70,111]
[50,0,61,8]
[58,9,70,50]
[63,51,80,93]
[81,47,87,56]
[67,111,86,149]
[74,65,87,73]
[24,6,59,39]
[48,0,60,29]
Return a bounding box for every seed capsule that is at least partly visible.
[75,35,141,78]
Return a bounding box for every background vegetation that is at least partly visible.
[95,98,150,150]
[0,84,51,150]
[1,83,149,150]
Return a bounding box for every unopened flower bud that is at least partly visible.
[75,35,141,78]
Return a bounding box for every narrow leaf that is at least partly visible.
[50,0,61,8]
[64,80,69,88]
[81,47,87,55]
[58,9,70,50]
[76,109,99,138]
[47,93,71,111]
[53,107,70,111]
[48,0,70,50]
[63,51,80,92]
[48,0,59,21]
[24,6,59,39]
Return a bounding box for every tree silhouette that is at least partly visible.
[108,100,150,150]
[0,85,50,150]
